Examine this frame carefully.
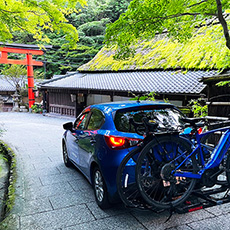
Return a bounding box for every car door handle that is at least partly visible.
[90,139,96,144]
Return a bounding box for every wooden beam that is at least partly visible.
[0,47,44,55]
[0,58,43,66]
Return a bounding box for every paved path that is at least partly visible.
[0,112,230,230]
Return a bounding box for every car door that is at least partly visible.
[67,112,90,166]
[77,109,105,174]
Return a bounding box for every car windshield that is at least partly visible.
[114,106,185,133]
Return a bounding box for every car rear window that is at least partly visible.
[114,106,184,133]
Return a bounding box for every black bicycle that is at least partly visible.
[116,117,188,209]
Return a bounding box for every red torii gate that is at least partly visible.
[0,43,51,109]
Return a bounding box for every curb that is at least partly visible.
[0,141,17,224]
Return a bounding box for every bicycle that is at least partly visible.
[116,117,191,209]
[135,117,230,210]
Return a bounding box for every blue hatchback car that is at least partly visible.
[62,101,185,209]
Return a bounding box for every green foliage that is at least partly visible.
[1,65,27,93]
[216,80,230,87]
[0,125,5,138]
[179,107,191,116]
[79,23,230,71]
[0,141,17,220]
[10,0,131,78]
[0,0,87,48]
[189,99,208,117]
[105,0,132,22]
[129,91,156,101]
[78,19,109,36]
[1,65,27,78]
[31,104,43,113]
[105,0,230,59]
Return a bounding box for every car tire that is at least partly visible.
[62,141,72,167]
[93,167,110,209]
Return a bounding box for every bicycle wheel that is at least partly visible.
[225,153,230,187]
[116,146,148,209]
[136,135,197,210]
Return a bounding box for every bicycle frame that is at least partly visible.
[173,126,230,179]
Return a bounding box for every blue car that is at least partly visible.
[62,101,185,209]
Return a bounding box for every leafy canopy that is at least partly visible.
[0,0,86,48]
[105,0,230,59]
[4,0,131,78]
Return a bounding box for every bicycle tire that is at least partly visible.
[135,135,197,210]
[225,153,230,187]
[116,146,147,209]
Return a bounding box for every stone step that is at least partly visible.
[20,108,28,112]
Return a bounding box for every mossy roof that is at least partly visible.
[78,23,230,72]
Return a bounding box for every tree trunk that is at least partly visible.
[216,0,230,49]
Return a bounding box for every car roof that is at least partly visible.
[89,100,175,113]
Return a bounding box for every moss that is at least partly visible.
[78,24,230,71]
[0,141,17,224]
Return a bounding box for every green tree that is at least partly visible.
[0,0,86,48]
[189,99,208,117]
[1,65,27,94]
[5,0,131,78]
[104,0,132,22]
[105,0,230,59]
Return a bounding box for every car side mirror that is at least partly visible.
[63,122,73,131]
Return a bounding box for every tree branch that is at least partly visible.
[131,12,216,26]
[215,0,230,49]
[0,8,45,16]
[165,12,216,19]
[188,0,208,8]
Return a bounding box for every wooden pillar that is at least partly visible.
[26,53,35,109]
[110,94,114,102]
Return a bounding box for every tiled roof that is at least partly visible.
[39,70,217,95]
[0,77,15,92]
[0,76,42,92]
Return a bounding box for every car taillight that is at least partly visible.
[105,135,141,149]
[109,136,125,146]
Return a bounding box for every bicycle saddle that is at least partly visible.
[181,117,205,127]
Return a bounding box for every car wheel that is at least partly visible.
[93,167,110,209]
[62,142,72,167]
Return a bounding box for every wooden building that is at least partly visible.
[0,76,15,112]
[201,71,230,117]
[39,70,216,117]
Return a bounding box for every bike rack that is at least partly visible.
[175,182,230,214]
[124,182,230,214]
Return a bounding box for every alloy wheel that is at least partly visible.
[94,170,104,202]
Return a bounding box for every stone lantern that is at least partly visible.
[12,91,20,112]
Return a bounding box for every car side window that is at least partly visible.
[87,109,105,130]
[74,113,89,130]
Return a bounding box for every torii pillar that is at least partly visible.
[0,46,44,110]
